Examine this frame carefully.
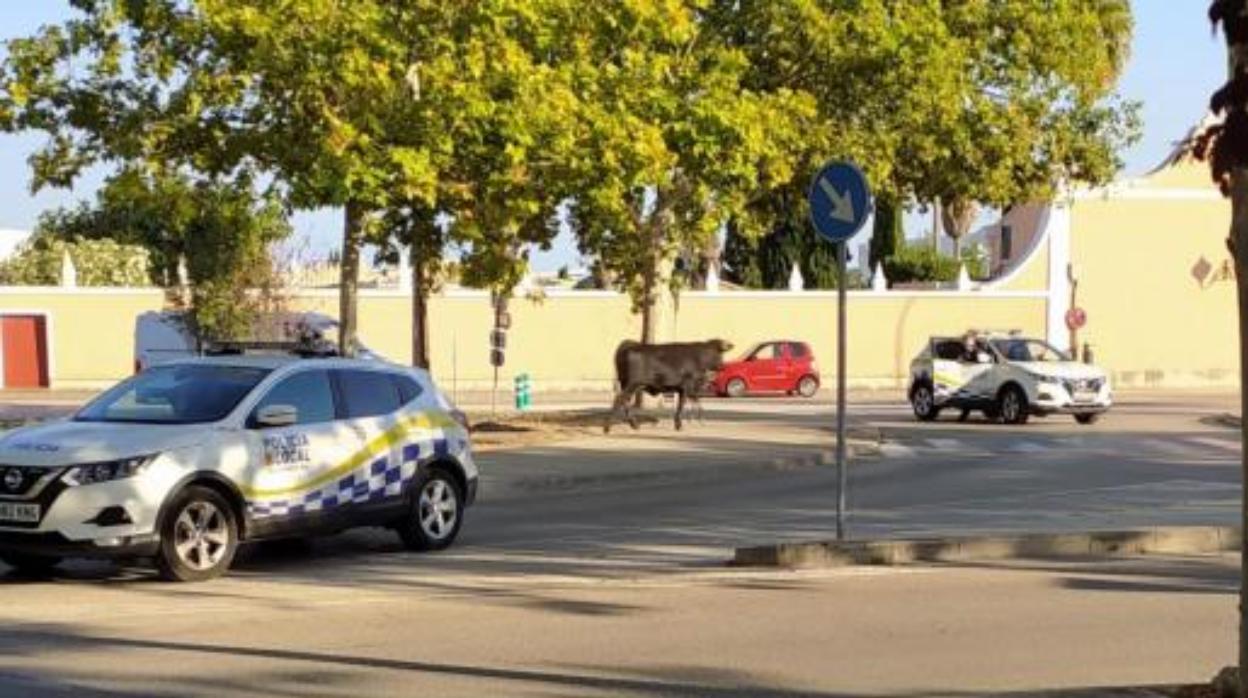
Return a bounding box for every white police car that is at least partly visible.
[909,332,1112,425]
[0,355,477,581]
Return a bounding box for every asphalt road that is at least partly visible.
[0,392,1240,696]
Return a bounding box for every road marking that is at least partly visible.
[1184,436,1241,453]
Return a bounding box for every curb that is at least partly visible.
[732,526,1241,568]
[480,436,883,501]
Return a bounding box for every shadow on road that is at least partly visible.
[0,623,1190,698]
[938,555,1238,597]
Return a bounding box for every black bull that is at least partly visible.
[605,339,733,433]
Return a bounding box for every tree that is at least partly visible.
[940,197,979,259]
[1197,2,1248,692]
[0,1,437,355]
[365,1,578,369]
[721,183,850,291]
[560,1,815,343]
[869,196,905,273]
[905,2,1140,212]
[0,237,149,287]
[31,169,291,341]
[710,1,1140,261]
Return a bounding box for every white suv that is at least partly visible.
[0,356,477,581]
[909,333,1112,425]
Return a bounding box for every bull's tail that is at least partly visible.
[613,340,640,392]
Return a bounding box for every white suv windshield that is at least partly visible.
[77,364,271,425]
[990,338,1067,363]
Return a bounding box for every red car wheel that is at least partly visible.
[796,375,818,398]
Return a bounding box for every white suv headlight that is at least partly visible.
[1026,371,1062,385]
[63,455,157,487]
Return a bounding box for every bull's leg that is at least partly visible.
[674,389,686,431]
[605,388,632,434]
[626,385,643,429]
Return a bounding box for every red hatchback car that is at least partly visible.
[711,341,820,398]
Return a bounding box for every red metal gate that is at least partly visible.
[2,315,49,388]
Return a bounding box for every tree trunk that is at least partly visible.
[411,250,430,369]
[640,270,656,345]
[1225,20,1248,695]
[1234,164,1248,698]
[635,217,664,409]
[338,201,365,357]
[640,226,660,346]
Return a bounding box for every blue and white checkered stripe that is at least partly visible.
[248,438,452,520]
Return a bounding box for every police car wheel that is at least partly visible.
[911,384,939,421]
[797,376,819,398]
[156,486,239,582]
[0,552,62,576]
[398,468,464,552]
[725,378,747,398]
[998,386,1030,425]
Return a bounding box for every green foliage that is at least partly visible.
[961,242,989,281]
[720,211,857,291]
[869,197,904,271]
[0,0,443,350]
[721,221,764,289]
[0,0,1141,346]
[558,1,816,334]
[33,170,290,341]
[709,0,1140,237]
[883,244,961,285]
[0,237,149,287]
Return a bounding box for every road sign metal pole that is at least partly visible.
[807,160,870,544]
[836,241,848,541]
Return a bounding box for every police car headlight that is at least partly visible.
[1026,372,1062,385]
[63,455,157,487]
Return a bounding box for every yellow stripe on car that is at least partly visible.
[240,411,462,499]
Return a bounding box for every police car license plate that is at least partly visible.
[0,503,39,523]
[1073,390,1097,403]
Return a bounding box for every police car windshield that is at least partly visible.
[989,338,1067,363]
[76,365,271,425]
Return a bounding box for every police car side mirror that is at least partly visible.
[254,404,298,428]
[976,352,993,364]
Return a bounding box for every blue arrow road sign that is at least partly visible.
[808,161,872,244]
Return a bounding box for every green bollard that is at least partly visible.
[514,373,532,411]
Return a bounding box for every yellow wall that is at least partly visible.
[328,290,1046,391]
[0,286,1046,390]
[1071,192,1236,387]
[0,289,164,386]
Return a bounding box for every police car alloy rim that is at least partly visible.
[418,479,458,541]
[913,387,933,416]
[1002,391,1021,422]
[173,501,231,571]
